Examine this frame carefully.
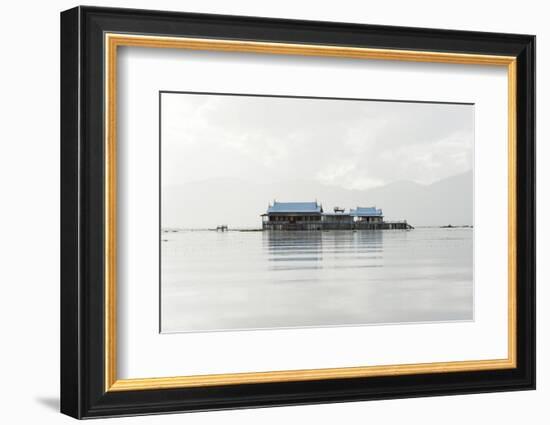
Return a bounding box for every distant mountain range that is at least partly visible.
[162,170,473,228]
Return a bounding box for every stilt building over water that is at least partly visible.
[261,201,413,231]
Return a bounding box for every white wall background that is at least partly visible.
[0,0,545,423]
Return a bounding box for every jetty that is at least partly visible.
[261,201,413,231]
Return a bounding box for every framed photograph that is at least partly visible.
[60,6,535,419]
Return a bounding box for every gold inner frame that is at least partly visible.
[104,33,517,392]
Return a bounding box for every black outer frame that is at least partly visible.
[60,6,535,419]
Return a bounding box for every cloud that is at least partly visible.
[161,93,473,189]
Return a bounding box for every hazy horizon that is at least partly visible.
[162,168,473,228]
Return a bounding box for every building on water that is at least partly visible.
[261,201,324,231]
[261,201,413,231]
[321,206,354,230]
[350,206,384,229]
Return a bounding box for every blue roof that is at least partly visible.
[349,207,383,217]
[267,201,322,214]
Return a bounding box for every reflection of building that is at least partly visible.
[261,201,413,231]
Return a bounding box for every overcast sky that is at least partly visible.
[161,92,473,191]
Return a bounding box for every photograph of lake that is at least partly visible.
[160,91,474,333]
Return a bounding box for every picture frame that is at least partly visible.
[60,5,535,419]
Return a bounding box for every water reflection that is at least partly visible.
[161,228,473,333]
[264,230,383,271]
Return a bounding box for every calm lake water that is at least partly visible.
[161,228,473,333]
